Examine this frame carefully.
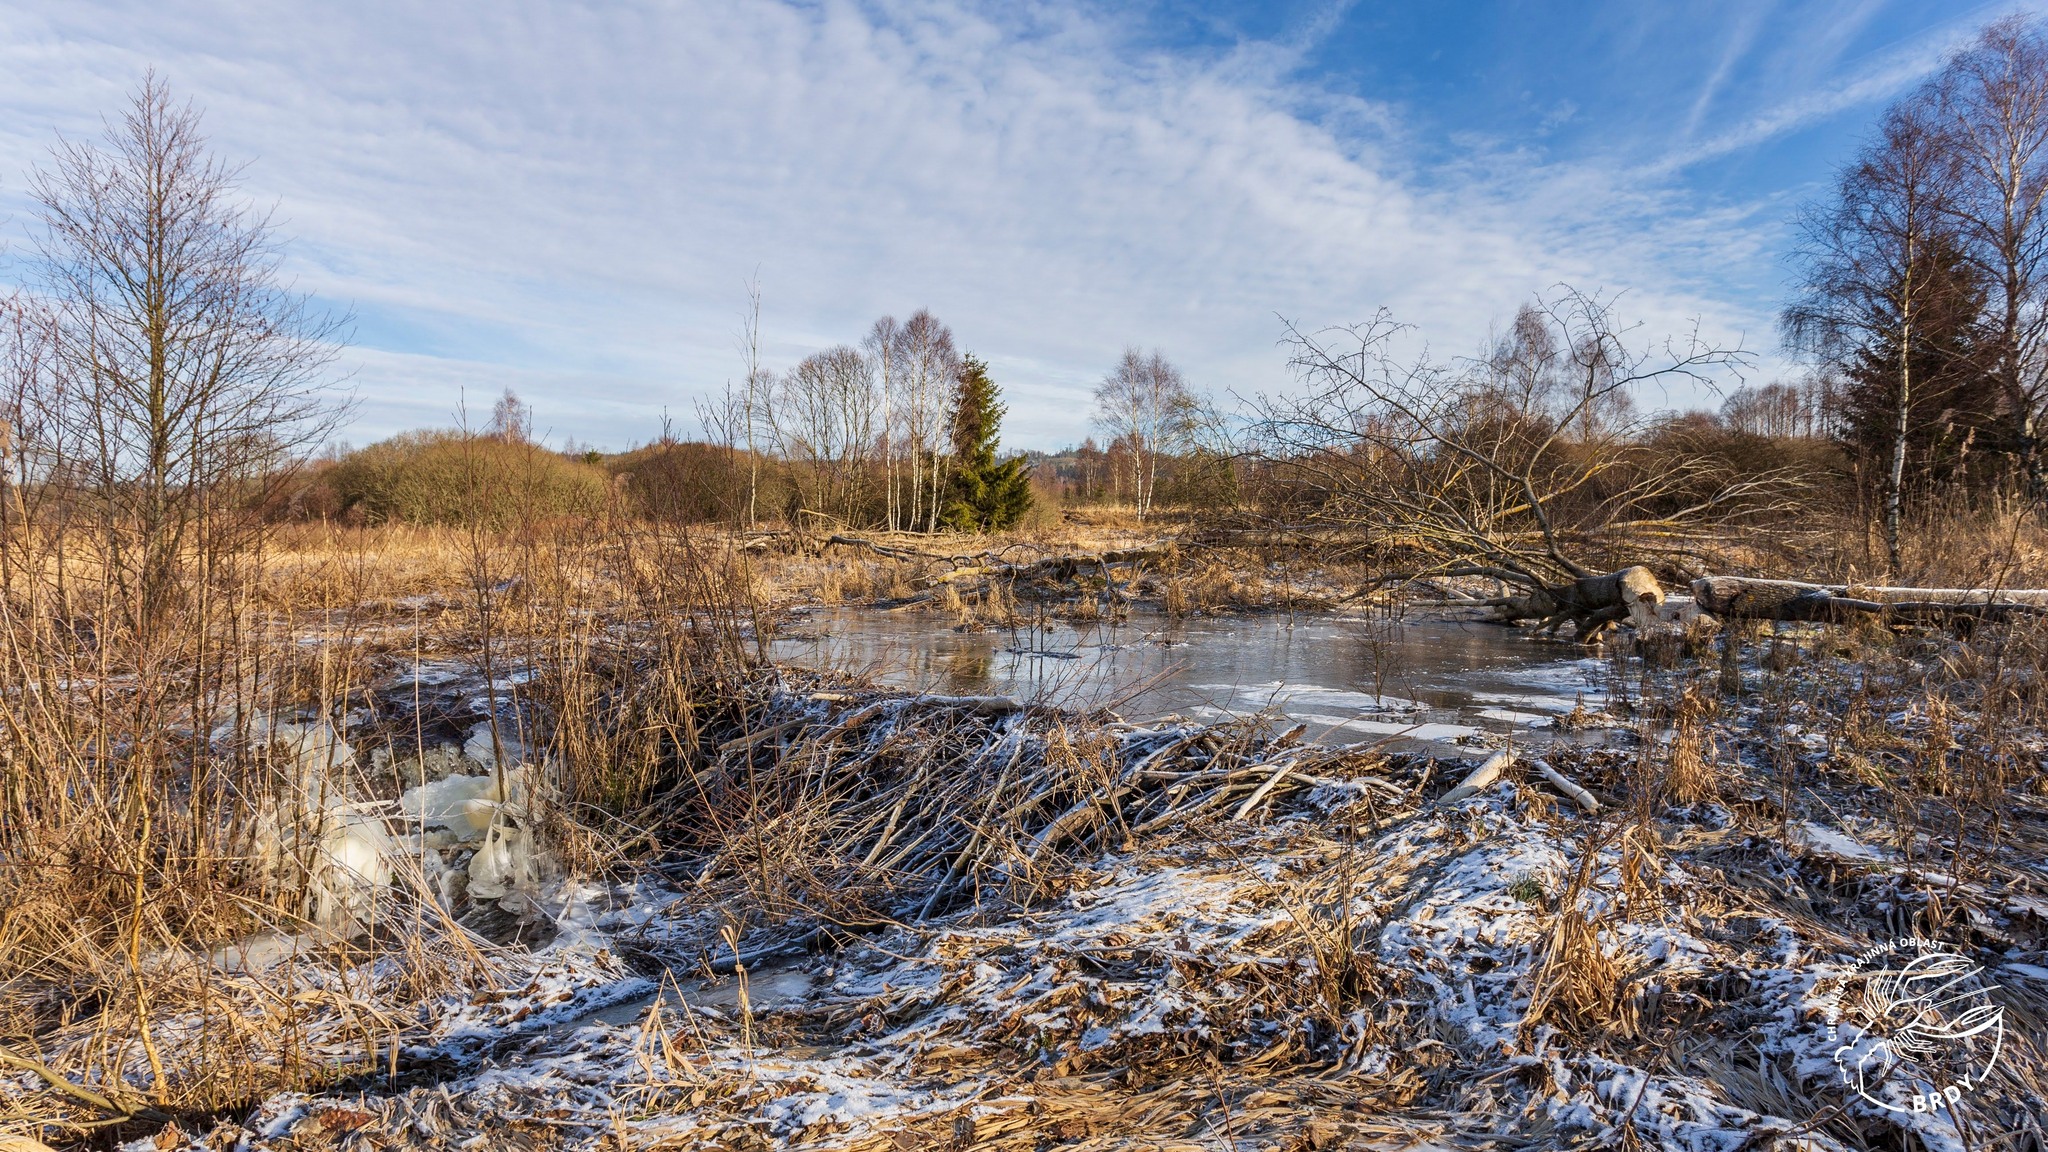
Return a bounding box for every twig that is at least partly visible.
[1229,757,1301,821]
[0,1043,170,1125]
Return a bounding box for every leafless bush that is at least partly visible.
[1252,288,1805,626]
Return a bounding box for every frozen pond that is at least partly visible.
[772,607,1614,751]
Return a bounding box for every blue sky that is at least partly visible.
[0,1,2021,450]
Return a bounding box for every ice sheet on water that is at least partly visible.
[1187,679,1426,714]
[1293,711,1484,742]
[1473,706,1553,725]
[388,661,471,688]
[1468,689,1583,713]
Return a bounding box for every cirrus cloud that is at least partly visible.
[0,0,2009,448]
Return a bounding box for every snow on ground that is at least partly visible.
[19,624,2045,1151]
[128,742,2041,1151]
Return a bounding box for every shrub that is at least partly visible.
[604,440,786,525]
[329,431,612,528]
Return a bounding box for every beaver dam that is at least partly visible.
[7,586,2046,1152]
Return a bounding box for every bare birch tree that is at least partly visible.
[895,310,959,532]
[739,276,768,527]
[1785,100,1962,572]
[489,388,533,443]
[1936,17,2048,502]
[1093,348,1195,519]
[864,315,903,529]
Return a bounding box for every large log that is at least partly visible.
[1484,564,1666,641]
[1692,576,2048,623]
[1551,565,1665,632]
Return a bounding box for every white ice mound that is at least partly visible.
[309,807,396,931]
[220,715,392,932]
[399,766,529,840]
[398,765,549,909]
[463,722,528,770]
[218,716,358,776]
[466,818,540,902]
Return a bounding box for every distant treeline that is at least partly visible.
[279,375,1038,532]
[271,375,1870,535]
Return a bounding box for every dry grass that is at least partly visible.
[0,508,775,1137]
[9,506,2048,1148]
[184,628,2048,1150]
[624,690,1393,932]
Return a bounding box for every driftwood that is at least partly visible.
[1533,758,1599,812]
[1432,749,1599,811]
[1692,576,2048,624]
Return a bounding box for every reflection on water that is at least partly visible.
[772,608,1613,750]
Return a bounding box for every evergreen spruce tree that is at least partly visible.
[1836,234,2005,493]
[942,355,1034,531]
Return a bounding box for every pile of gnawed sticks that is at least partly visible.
[640,680,1413,923]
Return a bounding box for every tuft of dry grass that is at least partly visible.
[0,501,779,1136]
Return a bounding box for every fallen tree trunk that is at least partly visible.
[1436,749,1513,805]
[1477,565,1666,642]
[812,533,1170,590]
[1546,565,1666,633]
[923,545,1169,587]
[822,534,950,563]
[1691,576,2048,624]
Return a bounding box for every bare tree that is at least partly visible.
[1484,304,1565,413]
[1093,348,1196,519]
[739,275,768,527]
[1785,100,1962,572]
[0,294,64,574]
[0,78,351,1022]
[1719,382,1823,439]
[894,310,959,532]
[864,315,902,529]
[27,74,347,632]
[1936,17,2048,502]
[489,387,533,443]
[771,345,878,523]
[1256,289,1789,638]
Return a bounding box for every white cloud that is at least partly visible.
[1681,7,1766,145]
[0,0,1961,449]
